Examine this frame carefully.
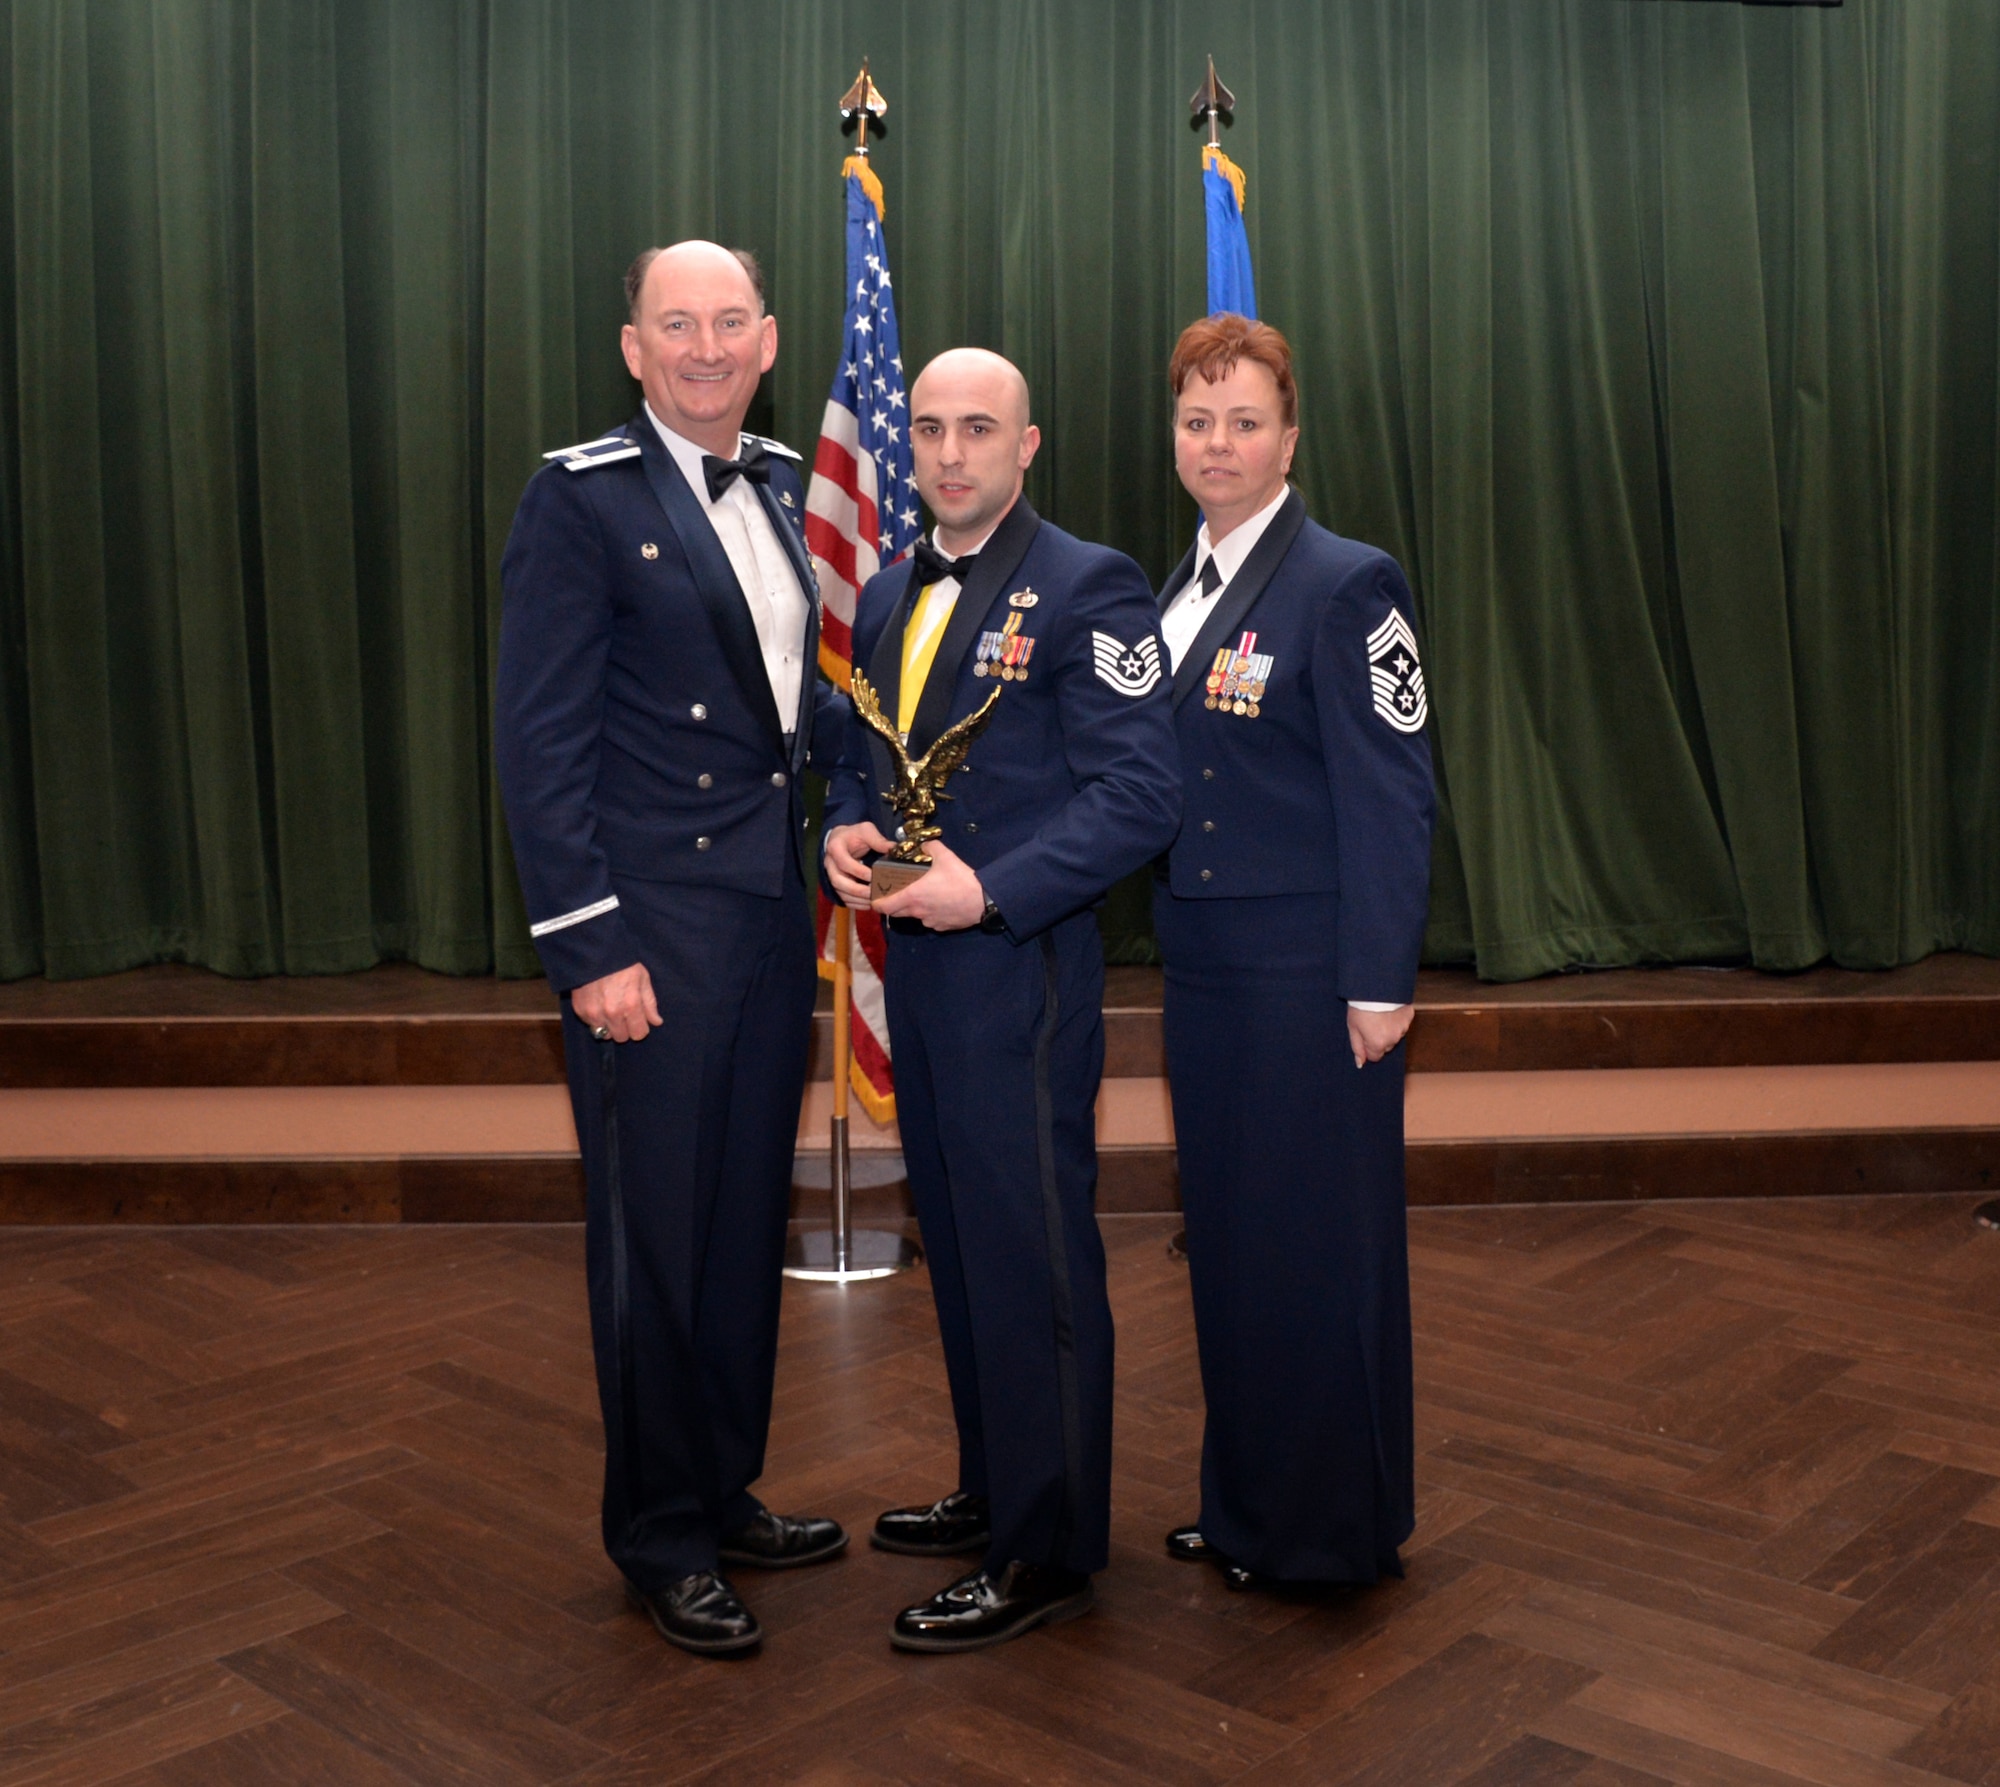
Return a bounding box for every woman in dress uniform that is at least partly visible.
[1152,314,1434,1588]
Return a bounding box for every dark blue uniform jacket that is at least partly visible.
[1156,489,1435,1004]
[822,498,1181,940]
[496,412,838,991]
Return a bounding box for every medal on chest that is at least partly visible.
[1205,630,1274,717]
[974,611,1036,681]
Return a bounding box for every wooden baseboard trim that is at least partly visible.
[10,956,1997,1089]
[1,1128,1991,1224]
[1406,1128,2000,1206]
[0,1157,585,1224]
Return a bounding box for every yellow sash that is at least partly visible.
[897,581,957,735]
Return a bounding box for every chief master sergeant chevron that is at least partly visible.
[823,348,1181,1652]
[494,241,848,1659]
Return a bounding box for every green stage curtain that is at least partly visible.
[0,0,1994,981]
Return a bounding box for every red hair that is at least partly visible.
[1169,313,1297,427]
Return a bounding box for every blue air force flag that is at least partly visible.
[1203,145,1256,319]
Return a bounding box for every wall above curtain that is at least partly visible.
[0,0,1994,982]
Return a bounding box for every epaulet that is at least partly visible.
[543,432,642,472]
[742,433,802,463]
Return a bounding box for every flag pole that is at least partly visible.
[784,59,918,1284]
[826,57,880,1278]
[1172,55,1247,1264]
[830,904,854,1271]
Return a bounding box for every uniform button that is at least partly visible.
[1202,820,1216,833]
[695,836,712,851]
[691,703,708,721]
[771,772,787,788]
[966,823,979,835]
[1201,767,1215,781]
[697,773,713,790]
[1200,868,1213,881]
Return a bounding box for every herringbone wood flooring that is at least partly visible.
[4,1199,2000,1782]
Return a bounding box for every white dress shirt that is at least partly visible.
[1164,483,1404,1017]
[647,406,811,727]
[1160,483,1293,673]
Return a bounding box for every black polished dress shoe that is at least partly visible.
[718,1508,848,1569]
[1165,1524,1259,1590]
[871,1490,991,1557]
[890,1560,1094,1653]
[627,1572,761,1656]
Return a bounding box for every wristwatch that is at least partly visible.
[978,897,1007,935]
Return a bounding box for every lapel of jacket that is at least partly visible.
[1158,541,1198,610]
[749,465,820,772]
[1170,488,1307,710]
[907,496,1041,758]
[634,411,786,750]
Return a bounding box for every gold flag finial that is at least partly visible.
[840,58,888,157]
[1190,55,1236,149]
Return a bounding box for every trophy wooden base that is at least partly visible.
[869,858,931,901]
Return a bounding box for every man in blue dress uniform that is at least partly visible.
[822,349,1181,1651]
[495,241,846,1657]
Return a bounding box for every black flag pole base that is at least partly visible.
[1976,1201,2000,1233]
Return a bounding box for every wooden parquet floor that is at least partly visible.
[4,1198,2000,1783]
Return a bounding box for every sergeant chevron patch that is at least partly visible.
[1367,610,1428,732]
[1092,632,1163,697]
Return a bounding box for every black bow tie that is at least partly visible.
[912,538,978,589]
[703,446,771,503]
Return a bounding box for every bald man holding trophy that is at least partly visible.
[823,349,1181,1651]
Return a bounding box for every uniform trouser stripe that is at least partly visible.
[600,1038,644,1522]
[1033,931,1086,1560]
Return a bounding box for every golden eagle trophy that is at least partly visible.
[849,670,1002,900]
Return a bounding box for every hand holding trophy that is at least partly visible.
[849,670,1002,901]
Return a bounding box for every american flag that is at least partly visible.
[807,159,918,1123]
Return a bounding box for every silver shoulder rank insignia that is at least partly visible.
[1367,609,1428,732]
[1091,631,1163,698]
[544,433,642,472]
[740,432,803,462]
[1008,588,1039,609]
